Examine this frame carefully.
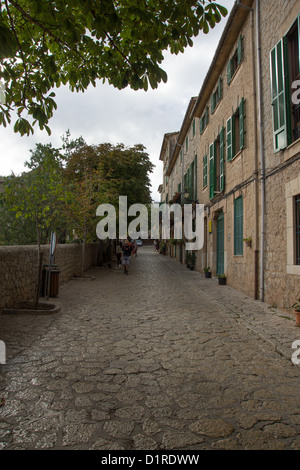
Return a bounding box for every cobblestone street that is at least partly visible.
[0,245,300,450]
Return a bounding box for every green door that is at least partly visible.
[217,211,224,276]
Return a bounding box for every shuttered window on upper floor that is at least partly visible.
[200,106,209,134]
[226,98,245,161]
[227,35,243,84]
[203,153,208,188]
[234,196,243,256]
[183,154,198,202]
[270,16,300,152]
[211,77,223,114]
[295,194,300,265]
[209,127,225,200]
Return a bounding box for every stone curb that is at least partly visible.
[1,300,61,315]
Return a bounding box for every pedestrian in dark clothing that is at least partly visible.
[116,242,122,268]
[121,239,133,274]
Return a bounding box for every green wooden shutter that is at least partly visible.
[209,143,215,199]
[200,116,204,134]
[193,118,196,137]
[239,98,245,149]
[190,162,194,201]
[237,35,243,65]
[270,39,287,151]
[203,154,207,188]
[211,93,215,114]
[226,117,232,161]
[234,196,243,255]
[283,35,292,146]
[194,154,197,200]
[218,77,223,101]
[298,17,300,75]
[205,106,209,126]
[219,127,225,192]
[227,59,232,84]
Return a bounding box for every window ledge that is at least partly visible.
[228,64,242,86]
[283,137,300,162]
[228,148,243,163]
[287,265,300,275]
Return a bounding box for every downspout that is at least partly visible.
[255,0,266,302]
[250,4,259,300]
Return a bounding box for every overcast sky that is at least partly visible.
[0,0,235,202]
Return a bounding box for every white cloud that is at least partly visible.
[0,0,235,201]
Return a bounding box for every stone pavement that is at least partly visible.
[0,245,299,450]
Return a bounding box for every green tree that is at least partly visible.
[0,1,227,135]
[62,143,100,274]
[62,141,154,264]
[97,142,153,207]
[3,143,66,306]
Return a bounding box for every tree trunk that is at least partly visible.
[81,236,86,276]
[34,223,42,309]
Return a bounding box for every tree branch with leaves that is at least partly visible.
[0,0,227,135]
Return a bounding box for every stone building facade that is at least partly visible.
[159,0,300,311]
[258,0,300,308]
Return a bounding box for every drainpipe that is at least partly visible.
[236,0,265,301]
[255,0,266,302]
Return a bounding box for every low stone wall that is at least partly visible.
[0,243,98,310]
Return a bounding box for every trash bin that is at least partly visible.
[42,264,60,297]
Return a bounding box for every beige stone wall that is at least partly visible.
[0,243,98,310]
[259,0,300,309]
[196,11,259,298]
[163,9,261,297]
[160,0,300,307]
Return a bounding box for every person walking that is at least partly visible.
[132,239,137,257]
[121,239,133,275]
[116,242,122,268]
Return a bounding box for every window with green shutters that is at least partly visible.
[183,157,198,202]
[296,194,300,265]
[234,196,243,255]
[211,77,223,114]
[209,143,215,199]
[270,40,287,151]
[270,16,300,152]
[200,106,209,134]
[226,98,245,161]
[203,154,208,188]
[227,35,243,84]
[209,127,225,199]
[192,118,196,137]
[193,154,197,201]
[190,162,194,201]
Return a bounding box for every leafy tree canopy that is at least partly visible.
[0,0,227,135]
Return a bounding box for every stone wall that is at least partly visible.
[0,243,99,311]
[259,0,300,310]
